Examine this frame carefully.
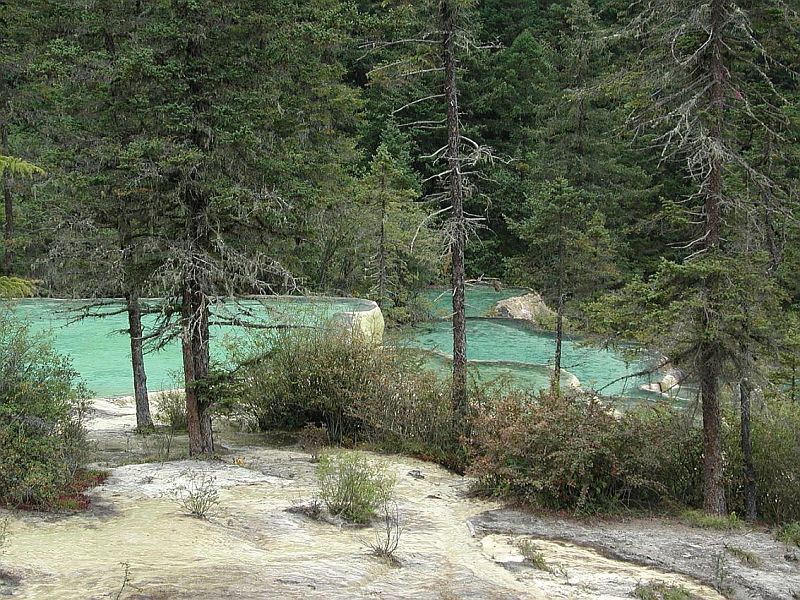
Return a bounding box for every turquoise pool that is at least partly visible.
[6,288,669,402]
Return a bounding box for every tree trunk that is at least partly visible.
[126,290,152,430]
[551,292,564,396]
[699,0,727,516]
[182,283,214,456]
[181,175,214,455]
[740,378,757,522]
[700,344,726,515]
[1,123,13,275]
[181,22,214,456]
[441,0,468,422]
[378,182,388,307]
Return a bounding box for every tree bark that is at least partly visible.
[441,0,468,421]
[551,292,564,396]
[740,378,757,522]
[378,179,388,307]
[1,122,13,275]
[182,282,214,455]
[126,289,152,430]
[181,178,214,455]
[700,343,726,515]
[699,0,727,516]
[180,18,214,456]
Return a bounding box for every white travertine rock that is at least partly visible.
[490,292,555,326]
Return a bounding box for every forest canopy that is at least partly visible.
[0,0,798,520]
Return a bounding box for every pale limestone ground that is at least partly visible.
[0,396,791,599]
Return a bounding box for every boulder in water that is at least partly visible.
[660,368,685,393]
[489,292,555,326]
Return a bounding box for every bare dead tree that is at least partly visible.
[362,0,495,426]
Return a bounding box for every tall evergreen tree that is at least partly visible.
[619,0,797,514]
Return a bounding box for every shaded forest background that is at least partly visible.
[1,0,799,516]
[1,0,794,309]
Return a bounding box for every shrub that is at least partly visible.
[471,386,800,523]
[515,539,551,572]
[0,311,89,507]
[777,522,800,547]
[0,277,34,299]
[0,518,8,552]
[365,500,402,564]
[227,327,381,439]
[633,582,698,600]
[316,452,395,523]
[168,471,219,518]
[227,328,462,467]
[724,543,761,567]
[297,422,329,462]
[680,510,743,531]
[470,391,700,513]
[154,390,188,432]
[724,400,800,524]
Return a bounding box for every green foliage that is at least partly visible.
[316,452,395,523]
[360,135,440,309]
[471,386,800,523]
[680,510,743,531]
[0,277,34,299]
[0,312,89,507]
[724,544,762,567]
[0,518,8,553]
[504,176,621,301]
[633,582,698,600]
[470,391,702,514]
[515,539,551,572]
[297,422,330,462]
[168,471,219,519]
[724,400,800,524]
[0,155,44,178]
[226,327,461,466]
[154,390,188,432]
[777,522,800,548]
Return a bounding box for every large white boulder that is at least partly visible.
[490,292,555,326]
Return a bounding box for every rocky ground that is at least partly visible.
[0,396,796,599]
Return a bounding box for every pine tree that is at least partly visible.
[506,176,620,393]
[624,0,797,515]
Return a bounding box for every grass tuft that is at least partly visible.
[633,582,699,600]
[724,543,762,567]
[777,522,800,547]
[680,509,743,531]
[515,539,551,572]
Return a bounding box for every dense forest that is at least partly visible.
[1,0,800,542]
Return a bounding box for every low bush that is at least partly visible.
[0,277,34,299]
[680,510,743,531]
[365,500,402,564]
[227,328,463,467]
[154,390,188,432]
[515,539,551,572]
[297,422,329,462]
[0,311,90,507]
[168,471,219,519]
[316,452,395,523]
[633,582,698,600]
[225,323,800,523]
[471,387,800,523]
[0,518,8,552]
[470,391,700,514]
[724,400,800,524]
[777,522,800,547]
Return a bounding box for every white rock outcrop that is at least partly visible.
[490,292,555,326]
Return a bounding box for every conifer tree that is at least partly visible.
[619,0,797,514]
